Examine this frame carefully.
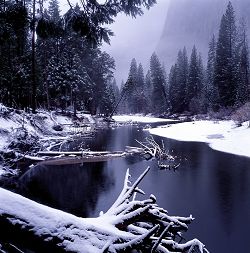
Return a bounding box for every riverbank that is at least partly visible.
[0,105,96,177]
[112,115,177,123]
[0,107,175,176]
[148,120,250,158]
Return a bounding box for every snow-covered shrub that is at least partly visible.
[232,102,250,125]
[0,104,8,112]
[208,106,235,120]
[8,127,40,153]
[0,103,10,118]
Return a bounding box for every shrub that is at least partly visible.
[231,102,250,125]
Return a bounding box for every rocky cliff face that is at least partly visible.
[157,0,250,69]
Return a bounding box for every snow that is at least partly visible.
[113,115,176,123]
[0,106,96,155]
[0,187,131,253]
[148,120,250,158]
[82,113,95,124]
[0,165,5,176]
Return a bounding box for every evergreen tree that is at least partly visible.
[169,47,188,113]
[135,63,147,113]
[118,80,129,113]
[64,0,156,45]
[150,53,168,114]
[99,79,118,116]
[214,1,237,107]
[186,46,204,113]
[48,0,60,22]
[0,1,30,109]
[206,34,219,110]
[168,64,179,113]
[144,70,153,113]
[235,19,250,104]
[125,58,138,113]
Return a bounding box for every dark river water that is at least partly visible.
[16,124,250,253]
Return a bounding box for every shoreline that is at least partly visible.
[148,120,250,159]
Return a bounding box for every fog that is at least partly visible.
[102,0,170,86]
[59,0,250,86]
[102,0,250,85]
[157,0,250,71]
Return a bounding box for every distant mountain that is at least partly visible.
[157,0,250,70]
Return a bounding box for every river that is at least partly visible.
[13,123,250,252]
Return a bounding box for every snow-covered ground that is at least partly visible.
[0,105,95,176]
[113,115,176,123]
[148,120,250,158]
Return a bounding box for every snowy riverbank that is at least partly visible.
[113,115,176,123]
[148,120,250,158]
[0,112,179,176]
[0,105,95,176]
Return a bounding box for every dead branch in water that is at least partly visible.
[136,136,180,170]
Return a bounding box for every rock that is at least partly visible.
[53,124,63,131]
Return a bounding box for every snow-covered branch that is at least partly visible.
[136,136,180,170]
[0,167,208,253]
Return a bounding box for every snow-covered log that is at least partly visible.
[0,167,208,253]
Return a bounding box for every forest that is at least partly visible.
[121,1,250,117]
[1,0,249,118]
[0,0,122,115]
[1,0,250,252]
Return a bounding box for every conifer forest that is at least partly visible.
[0,1,250,253]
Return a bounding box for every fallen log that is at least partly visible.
[0,167,209,253]
[37,151,114,156]
[39,154,126,165]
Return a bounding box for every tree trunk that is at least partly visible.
[31,0,37,113]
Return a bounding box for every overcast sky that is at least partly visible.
[102,0,170,85]
[60,0,170,86]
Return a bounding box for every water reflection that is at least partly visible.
[17,125,250,253]
[19,162,115,217]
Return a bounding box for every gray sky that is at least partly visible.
[102,0,170,86]
[60,0,170,86]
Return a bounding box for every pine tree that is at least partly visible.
[168,64,179,113]
[214,1,237,107]
[135,63,147,113]
[125,58,138,113]
[99,80,117,116]
[169,47,188,113]
[48,0,60,22]
[0,1,30,109]
[235,19,250,105]
[186,46,204,113]
[206,34,219,110]
[150,53,168,114]
[144,70,153,113]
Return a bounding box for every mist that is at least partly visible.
[102,0,170,86]
[157,0,250,71]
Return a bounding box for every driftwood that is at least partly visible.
[37,151,121,156]
[34,148,145,164]
[136,136,180,170]
[0,167,208,253]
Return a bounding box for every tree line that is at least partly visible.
[0,0,156,115]
[121,1,249,116]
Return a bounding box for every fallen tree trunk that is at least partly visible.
[0,167,209,253]
[39,154,126,165]
[37,150,124,156]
